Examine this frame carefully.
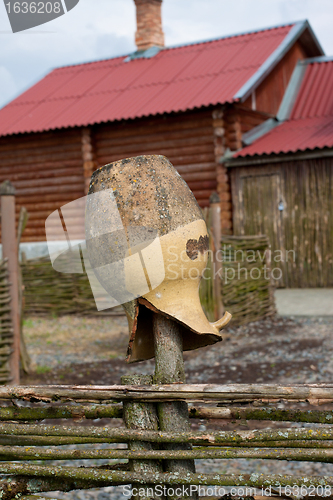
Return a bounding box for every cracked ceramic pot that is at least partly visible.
[86,155,231,362]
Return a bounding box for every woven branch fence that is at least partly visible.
[0,383,332,498]
[0,260,13,384]
[220,235,276,325]
[21,256,123,316]
[201,205,276,325]
[20,201,275,324]
[22,236,276,325]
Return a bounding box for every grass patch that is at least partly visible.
[23,318,34,328]
[35,365,51,375]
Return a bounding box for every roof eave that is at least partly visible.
[224,148,333,167]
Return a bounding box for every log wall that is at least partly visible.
[0,109,221,243]
[93,109,217,209]
[231,156,333,287]
[0,129,84,242]
[212,108,232,234]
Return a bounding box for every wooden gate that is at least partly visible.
[235,173,286,286]
[230,158,333,288]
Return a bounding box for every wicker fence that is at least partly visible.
[220,235,276,325]
[0,260,13,384]
[21,256,122,316]
[21,235,276,325]
[0,382,332,498]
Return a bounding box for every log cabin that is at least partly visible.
[0,0,323,252]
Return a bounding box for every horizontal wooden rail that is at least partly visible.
[0,463,332,489]
[2,383,333,402]
[0,403,123,420]
[0,422,332,445]
[1,445,333,463]
[2,403,333,424]
[1,435,333,449]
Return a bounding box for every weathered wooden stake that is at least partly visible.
[17,207,31,374]
[153,313,197,500]
[0,181,20,384]
[209,192,224,320]
[122,374,163,500]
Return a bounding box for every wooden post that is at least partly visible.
[0,181,20,384]
[153,313,197,500]
[17,207,31,374]
[210,192,224,320]
[81,127,96,195]
[121,374,163,500]
[213,108,233,235]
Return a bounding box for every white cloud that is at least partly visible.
[0,66,18,106]
[0,0,332,109]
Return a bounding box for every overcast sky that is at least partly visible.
[0,0,332,109]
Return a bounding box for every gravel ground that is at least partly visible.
[20,314,333,499]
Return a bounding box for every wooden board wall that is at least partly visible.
[0,129,84,242]
[219,106,271,234]
[93,109,217,209]
[231,156,333,287]
[243,41,308,116]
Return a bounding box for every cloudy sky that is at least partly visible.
[0,0,332,109]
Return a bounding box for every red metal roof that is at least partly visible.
[234,59,333,157]
[0,24,294,136]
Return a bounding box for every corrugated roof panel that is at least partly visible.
[174,41,247,80]
[291,64,320,119]
[77,92,122,125]
[0,23,303,136]
[45,93,118,129]
[234,116,333,157]
[291,62,333,119]
[6,98,79,134]
[304,64,327,117]
[204,67,257,103]
[13,68,78,104]
[224,32,287,72]
[0,102,37,135]
[50,66,117,99]
[91,85,164,123]
[91,58,155,93]
[112,84,170,120]
[316,64,333,116]
[138,78,214,116]
[131,50,200,86]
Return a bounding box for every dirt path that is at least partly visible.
[22,314,332,387]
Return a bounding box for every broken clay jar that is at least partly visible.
[86,155,231,362]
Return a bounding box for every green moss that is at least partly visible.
[35,366,51,375]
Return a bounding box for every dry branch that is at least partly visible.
[1,445,333,463]
[0,422,332,445]
[2,383,333,402]
[3,403,333,425]
[0,464,332,490]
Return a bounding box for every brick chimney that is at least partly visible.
[134,0,165,52]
